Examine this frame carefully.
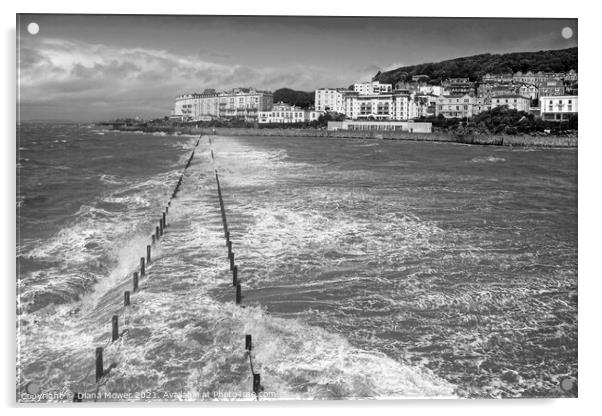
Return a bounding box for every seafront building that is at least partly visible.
[172,91,218,121]
[491,95,531,112]
[171,88,273,121]
[314,88,349,113]
[540,96,578,121]
[343,91,411,121]
[435,94,490,119]
[315,85,417,121]
[258,102,323,124]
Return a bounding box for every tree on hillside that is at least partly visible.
[273,88,315,108]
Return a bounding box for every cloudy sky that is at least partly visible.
[17,15,577,121]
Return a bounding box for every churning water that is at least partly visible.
[16,123,577,401]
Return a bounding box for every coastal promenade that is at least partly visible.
[106,125,577,148]
[199,128,578,148]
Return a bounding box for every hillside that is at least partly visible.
[273,88,314,108]
[373,47,577,85]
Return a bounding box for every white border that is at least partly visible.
[2,1,598,415]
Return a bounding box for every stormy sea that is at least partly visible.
[16,123,577,401]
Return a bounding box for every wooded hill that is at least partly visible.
[373,47,577,85]
[273,88,315,108]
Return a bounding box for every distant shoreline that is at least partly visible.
[100,124,578,148]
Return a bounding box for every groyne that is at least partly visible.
[107,125,577,148]
[70,135,265,402]
[78,138,202,401]
[211,137,264,399]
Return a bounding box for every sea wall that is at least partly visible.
[195,128,577,148]
[109,125,577,148]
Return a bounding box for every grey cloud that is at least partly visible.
[18,37,363,121]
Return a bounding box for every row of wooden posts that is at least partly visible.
[214,164,263,399]
[215,170,241,303]
[88,137,201,396]
[83,136,262,401]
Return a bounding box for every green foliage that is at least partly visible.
[416,114,462,130]
[273,88,315,108]
[374,47,577,85]
[312,112,346,128]
[471,106,534,131]
[417,105,576,135]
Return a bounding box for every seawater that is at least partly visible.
[16,123,577,401]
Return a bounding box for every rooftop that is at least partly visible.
[440,94,472,99]
[493,94,530,99]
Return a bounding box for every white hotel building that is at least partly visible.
[343,92,411,121]
[172,88,273,121]
[315,82,394,114]
[316,81,420,121]
[314,88,348,113]
[540,96,578,121]
[258,102,324,124]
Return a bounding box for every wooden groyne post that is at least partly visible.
[229,252,235,271]
[245,334,252,351]
[253,374,261,397]
[95,347,103,382]
[133,272,139,292]
[236,283,242,305]
[111,315,119,342]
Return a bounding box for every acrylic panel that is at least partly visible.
[16,14,578,402]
